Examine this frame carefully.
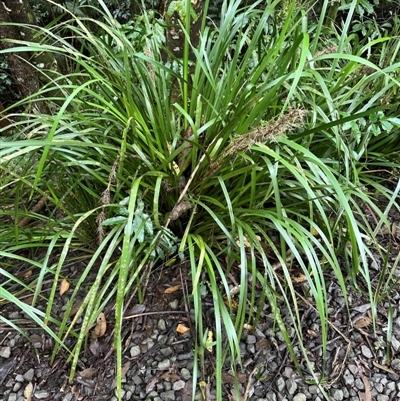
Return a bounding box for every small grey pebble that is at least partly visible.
[246,335,257,344]
[286,379,297,395]
[388,373,400,381]
[355,378,365,390]
[308,385,320,395]
[276,377,285,392]
[15,375,24,383]
[62,393,74,401]
[172,380,185,391]
[283,367,294,378]
[343,370,354,386]
[34,390,49,399]
[12,383,22,392]
[385,381,396,392]
[158,359,170,370]
[377,395,389,401]
[264,392,277,401]
[160,390,175,400]
[125,390,132,400]
[0,346,11,358]
[348,364,358,375]
[160,347,173,357]
[169,299,179,309]
[331,389,344,401]
[8,394,17,401]
[157,319,166,331]
[293,394,306,401]
[130,345,141,358]
[180,368,191,380]
[361,345,373,358]
[23,369,35,382]
[375,382,383,393]
[391,359,400,370]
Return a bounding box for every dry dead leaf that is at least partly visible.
[243,323,253,331]
[354,316,371,329]
[292,273,307,283]
[359,373,372,401]
[222,371,247,384]
[372,361,396,374]
[78,367,97,379]
[94,312,107,338]
[60,278,70,296]
[24,381,33,401]
[164,284,181,294]
[177,324,190,334]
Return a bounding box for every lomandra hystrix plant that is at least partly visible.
[1,0,399,399]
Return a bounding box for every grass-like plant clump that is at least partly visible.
[1,0,399,399]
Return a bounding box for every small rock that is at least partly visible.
[169,300,179,309]
[246,335,257,344]
[391,336,400,352]
[0,346,11,358]
[286,379,297,395]
[160,347,173,357]
[23,369,35,382]
[12,383,22,392]
[385,381,396,392]
[283,367,294,378]
[377,395,389,401]
[158,359,170,370]
[158,319,166,331]
[173,380,185,391]
[293,394,306,401]
[62,393,74,401]
[130,346,141,357]
[331,389,344,401]
[375,382,383,393]
[276,377,285,392]
[348,364,358,375]
[361,345,373,358]
[160,390,175,400]
[308,385,320,395]
[34,390,49,399]
[343,369,354,386]
[355,378,365,390]
[15,375,24,383]
[264,392,277,401]
[8,394,17,401]
[181,368,191,380]
[391,359,400,370]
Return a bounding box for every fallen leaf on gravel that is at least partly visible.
[164,284,181,294]
[59,278,70,296]
[24,381,33,401]
[177,324,190,334]
[160,371,180,381]
[78,367,97,379]
[372,361,396,374]
[358,372,372,401]
[94,312,107,338]
[354,316,371,329]
[292,273,307,283]
[222,371,247,384]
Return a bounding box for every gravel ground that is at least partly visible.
[1,205,400,401]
